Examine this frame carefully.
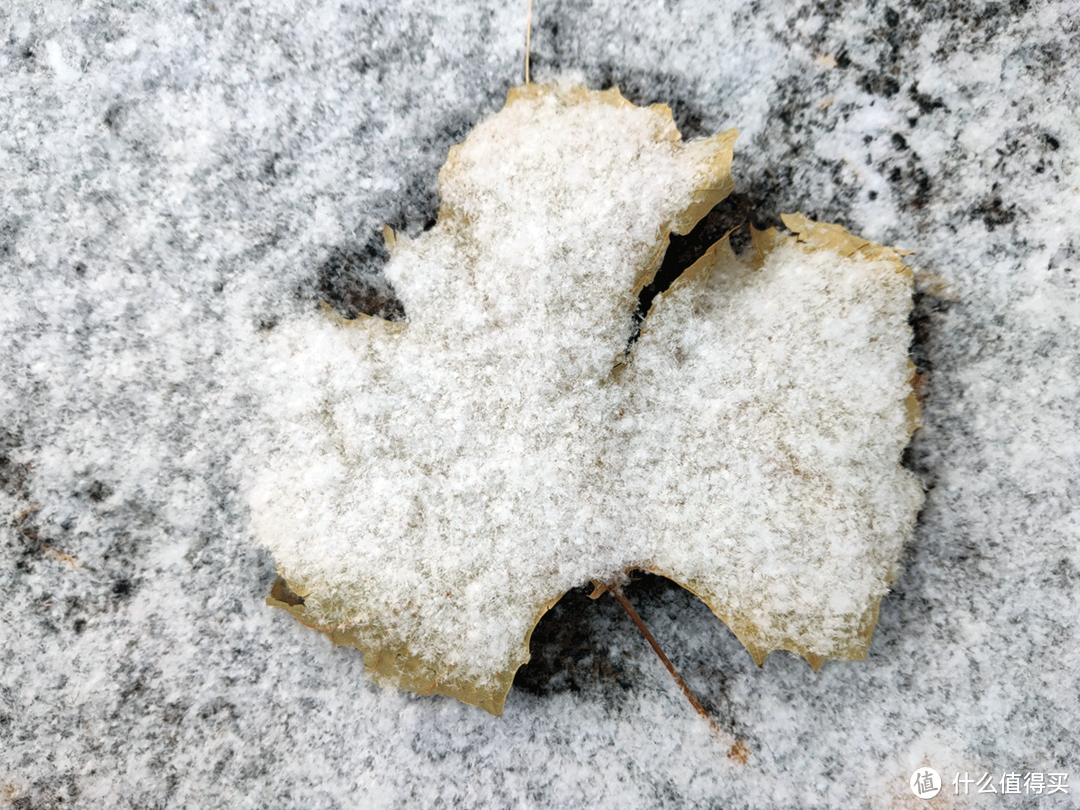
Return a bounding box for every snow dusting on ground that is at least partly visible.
[2,1,1078,807]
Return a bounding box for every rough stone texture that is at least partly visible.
[2,1,1078,807]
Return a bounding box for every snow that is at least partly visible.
[2,0,1078,807]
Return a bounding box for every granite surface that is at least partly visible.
[2,1,1078,808]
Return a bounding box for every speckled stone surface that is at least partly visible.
[2,1,1078,808]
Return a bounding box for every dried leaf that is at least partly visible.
[250,82,922,714]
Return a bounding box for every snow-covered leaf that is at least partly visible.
[250,82,922,714]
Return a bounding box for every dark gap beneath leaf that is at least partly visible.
[628,192,759,347]
[902,286,951,492]
[298,235,406,322]
[270,576,305,607]
[513,583,631,697]
[516,572,736,732]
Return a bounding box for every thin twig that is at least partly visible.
[525,0,532,84]
[609,585,711,720]
[610,584,728,741]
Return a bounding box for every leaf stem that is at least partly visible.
[609,584,724,738]
[524,0,532,85]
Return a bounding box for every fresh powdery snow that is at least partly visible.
[2,1,1079,808]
